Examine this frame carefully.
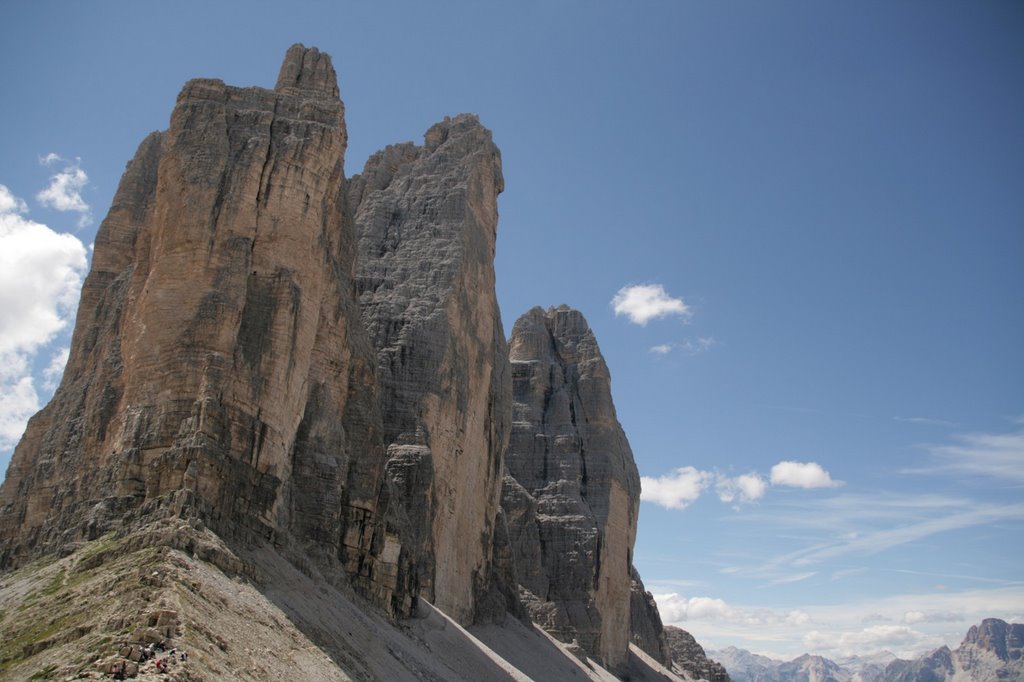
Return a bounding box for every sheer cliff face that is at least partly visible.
[349,115,510,623]
[0,45,512,625]
[0,45,669,647]
[502,305,642,668]
[0,45,397,604]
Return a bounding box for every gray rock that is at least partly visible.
[501,305,641,669]
[664,626,731,682]
[350,113,511,625]
[630,564,673,665]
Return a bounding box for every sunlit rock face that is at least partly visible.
[0,44,669,647]
[0,46,393,616]
[501,304,642,669]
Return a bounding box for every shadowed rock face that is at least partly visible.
[630,565,673,665]
[501,305,642,669]
[349,113,511,624]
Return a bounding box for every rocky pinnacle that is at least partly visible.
[501,305,642,669]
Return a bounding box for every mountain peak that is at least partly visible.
[274,43,339,99]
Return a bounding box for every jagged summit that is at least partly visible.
[502,305,647,669]
[274,43,340,98]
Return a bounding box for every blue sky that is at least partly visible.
[1,0,1021,661]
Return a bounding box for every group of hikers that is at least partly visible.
[109,641,187,679]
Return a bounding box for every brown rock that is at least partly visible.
[0,44,394,613]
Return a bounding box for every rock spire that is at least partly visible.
[0,46,674,672]
[501,305,644,669]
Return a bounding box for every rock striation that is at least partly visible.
[349,113,510,624]
[0,44,447,620]
[631,565,674,665]
[663,626,731,682]
[0,45,393,600]
[500,305,642,669]
[0,42,695,679]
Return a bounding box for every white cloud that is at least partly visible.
[902,610,963,625]
[0,184,87,355]
[642,460,842,512]
[35,155,91,227]
[650,344,673,355]
[803,625,935,659]
[612,284,691,325]
[42,347,70,392]
[0,184,87,450]
[640,466,710,510]
[716,472,767,504]
[653,586,1024,660]
[654,592,813,630]
[770,460,841,489]
[0,352,41,450]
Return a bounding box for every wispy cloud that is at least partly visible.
[36,154,91,228]
[751,502,1024,572]
[894,416,959,427]
[767,571,817,586]
[902,610,962,624]
[649,337,715,355]
[716,472,767,505]
[916,426,1024,484]
[612,283,691,325]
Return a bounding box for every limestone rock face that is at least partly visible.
[631,564,673,665]
[349,114,510,624]
[0,45,674,655]
[664,626,732,682]
[0,44,403,610]
[501,305,641,669]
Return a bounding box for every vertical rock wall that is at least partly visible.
[0,45,673,650]
[349,115,510,624]
[501,305,641,669]
[0,46,398,610]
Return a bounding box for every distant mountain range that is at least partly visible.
[709,618,1023,682]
